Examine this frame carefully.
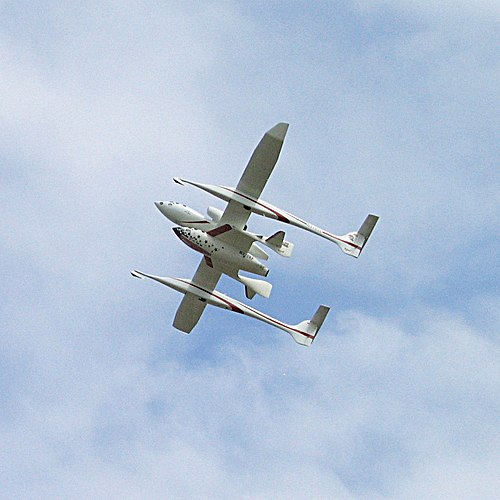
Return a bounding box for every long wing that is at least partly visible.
[219,122,289,229]
[173,259,222,333]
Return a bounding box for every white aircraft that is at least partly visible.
[131,270,329,346]
[158,123,378,259]
[132,123,378,344]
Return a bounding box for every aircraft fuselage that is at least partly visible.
[172,226,269,277]
[172,178,369,256]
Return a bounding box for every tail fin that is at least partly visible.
[265,231,294,257]
[290,305,330,346]
[336,214,379,258]
[358,214,379,244]
[266,230,284,247]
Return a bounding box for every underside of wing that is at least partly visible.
[173,293,208,333]
[217,201,251,230]
[207,223,256,253]
[191,258,222,290]
[219,123,289,229]
[172,259,222,333]
[236,122,289,199]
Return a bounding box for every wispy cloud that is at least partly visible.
[1,2,498,499]
[1,306,498,498]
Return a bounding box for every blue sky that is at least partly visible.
[1,1,498,498]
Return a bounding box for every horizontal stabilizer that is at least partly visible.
[248,242,269,261]
[276,239,293,257]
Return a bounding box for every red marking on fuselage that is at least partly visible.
[290,214,308,224]
[175,278,314,339]
[221,185,361,252]
[176,278,244,314]
[239,304,315,340]
[321,231,362,250]
[223,187,290,223]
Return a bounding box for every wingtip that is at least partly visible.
[131,270,144,279]
[267,122,289,141]
[173,177,185,185]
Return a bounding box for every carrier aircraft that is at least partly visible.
[132,123,378,345]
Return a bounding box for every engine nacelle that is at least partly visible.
[207,206,223,222]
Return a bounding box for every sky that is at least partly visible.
[0,1,499,498]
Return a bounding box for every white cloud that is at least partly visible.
[0,3,498,499]
[351,0,500,18]
[1,305,498,499]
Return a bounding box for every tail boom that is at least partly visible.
[174,177,378,257]
[131,270,328,345]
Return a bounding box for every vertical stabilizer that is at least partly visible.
[334,214,379,258]
[290,305,330,346]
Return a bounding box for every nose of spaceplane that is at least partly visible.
[154,201,172,219]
